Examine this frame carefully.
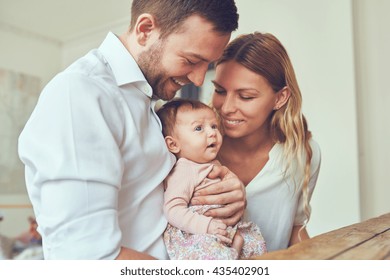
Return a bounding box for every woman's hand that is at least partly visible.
[191,165,246,226]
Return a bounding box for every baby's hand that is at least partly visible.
[207,219,232,244]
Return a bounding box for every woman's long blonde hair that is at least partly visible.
[216,32,313,230]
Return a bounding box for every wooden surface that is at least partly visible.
[255,212,390,260]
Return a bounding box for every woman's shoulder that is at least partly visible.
[308,138,321,170]
[309,138,320,151]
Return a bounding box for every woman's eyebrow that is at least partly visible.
[212,80,259,93]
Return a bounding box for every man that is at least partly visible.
[18,0,243,259]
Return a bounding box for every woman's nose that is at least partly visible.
[221,93,236,114]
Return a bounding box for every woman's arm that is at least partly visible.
[289,225,310,246]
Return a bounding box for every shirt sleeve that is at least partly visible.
[19,72,125,259]
[163,162,212,234]
[294,139,322,225]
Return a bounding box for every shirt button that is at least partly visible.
[144,86,149,93]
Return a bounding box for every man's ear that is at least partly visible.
[134,13,158,46]
[274,86,291,110]
[165,136,180,154]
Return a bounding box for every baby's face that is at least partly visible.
[173,107,222,163]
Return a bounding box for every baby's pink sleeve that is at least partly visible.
[163,162,212,234]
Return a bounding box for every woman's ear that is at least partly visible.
[274,86,291,110]
[165,136,181,154]
[134,13,158,46]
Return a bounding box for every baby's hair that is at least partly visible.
[157,98,212,137]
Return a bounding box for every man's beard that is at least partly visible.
[138,40,171,100]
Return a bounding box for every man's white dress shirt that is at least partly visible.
[18,32,176,259]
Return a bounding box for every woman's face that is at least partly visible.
[212,60,278,140]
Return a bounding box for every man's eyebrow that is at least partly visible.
[183,52,210,63]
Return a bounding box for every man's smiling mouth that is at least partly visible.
[172,78,186,86]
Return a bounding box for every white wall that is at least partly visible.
[234,0,360,235]
[62,19,129,68]
[0,26,61,85]
[353,0,390,220]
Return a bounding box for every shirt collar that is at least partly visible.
[99,32,152,97]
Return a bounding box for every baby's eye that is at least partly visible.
[194,126,203,131]
[211,124,218,130]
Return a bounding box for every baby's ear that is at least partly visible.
[165,136,180,154]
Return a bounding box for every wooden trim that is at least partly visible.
[0,204,33,209]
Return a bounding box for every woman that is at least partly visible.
[210,32,321,251]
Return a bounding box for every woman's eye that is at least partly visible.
[240,95,254,100]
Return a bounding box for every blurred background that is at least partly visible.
[0,0,389,244]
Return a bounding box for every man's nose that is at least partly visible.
[188,64,208,87]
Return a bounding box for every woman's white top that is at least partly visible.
[245,139,321,251]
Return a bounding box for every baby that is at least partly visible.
[157,98,267,260]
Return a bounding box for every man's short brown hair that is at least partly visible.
[130,0,239,38]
